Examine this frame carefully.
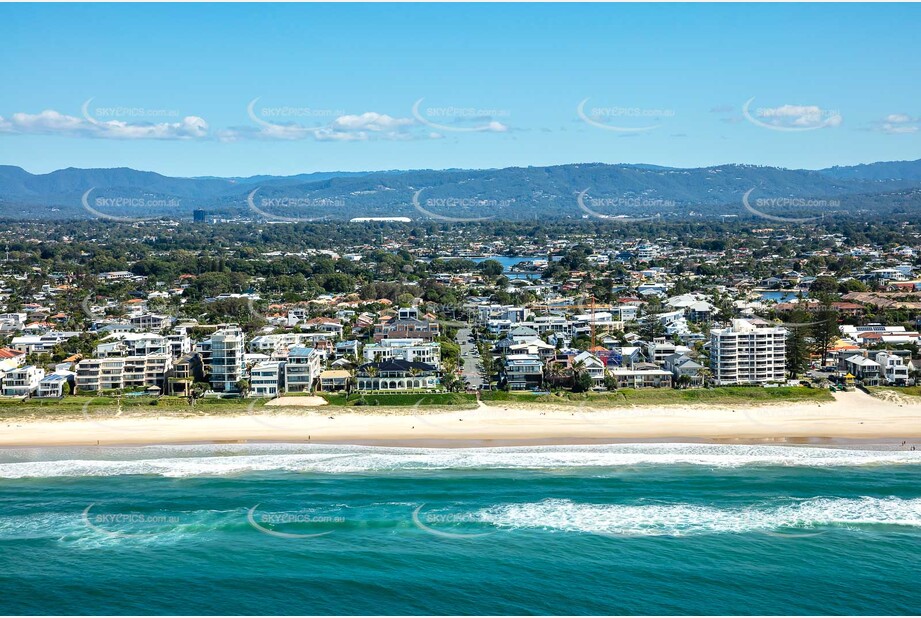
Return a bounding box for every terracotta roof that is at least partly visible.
[0,348,24,359]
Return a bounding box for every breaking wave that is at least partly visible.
[478,496,921,536]
[0,443,919,479]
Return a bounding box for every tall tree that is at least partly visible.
[785,309,811,378]
[810,296,839,368]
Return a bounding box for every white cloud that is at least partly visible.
[881,123,918,134]
[0,105,446,143]
[331,112,413,132]
[756,104,841,129]
[875,113,919,134]
[245,110,437,141]
[0,109,210,139]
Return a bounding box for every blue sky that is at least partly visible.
[1,3,919,177]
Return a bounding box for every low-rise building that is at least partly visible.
[96,333,170,358]
[37,371,76,398]
[355,360,439,391]
[167,353,204,396]
[363,339,441,366]
[608,366,673,389]
[841,354,882,385]
[502,354,544,391]
[645,339,677,366]
[875,351,909,386]
[572,351,606,386]
[334,340,360,359]
[250,360,284,397]
[664,353,705,386]
[373,318,440,343]
[319,369,351,392]
[130,313,171,331]
[284,347,322,393]
[76,355,173,393]
[2,365,45,397]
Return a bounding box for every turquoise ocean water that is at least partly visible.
[1,443,920,615]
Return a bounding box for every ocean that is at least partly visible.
[1,443,919,615]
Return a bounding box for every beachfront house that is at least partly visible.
[37,371,76,398]
[319,369,351,392]
[841,353,882,386]
[284,347,322,393]
[249,360,284,397]
[608,365,673,389]
[354,360,439,391]
[362,338,441,367]
[168,353,205,397]
[1,365,45,397]
[572,351,606,387]
[501,353,544,391]
[664,353,705,387]
[875,352,910,385]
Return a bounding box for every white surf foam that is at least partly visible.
[0,508,243,547]
[0,443,919,478]
[477,497,921,536]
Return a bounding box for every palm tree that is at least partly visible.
[408,366,422,390]
[698,367,713,387]
[235,378,250,397]
[546,362,564,388]
[571,359,591,393]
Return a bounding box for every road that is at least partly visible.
[456,327,484,390]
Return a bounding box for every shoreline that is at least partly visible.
[1,390,920,449]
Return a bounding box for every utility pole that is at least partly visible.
[591,294,596,350]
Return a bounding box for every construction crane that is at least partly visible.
[527,295,616,349]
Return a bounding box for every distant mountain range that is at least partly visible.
[1,159,920,221]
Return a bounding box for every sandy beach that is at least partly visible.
[1,389,919,447]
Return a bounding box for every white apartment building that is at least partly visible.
[248,333,319,359]
[284,347,322,393]
[363,339,441,366]
[250,360,284,397]
[645,339,678,366]
[96,333,170,358]
[38,371,75,398]
[710,319,787,385]
[635,243,660,261]
[9,332,79,355]
[210,326,246,393]
[531,315,573,337]
[0,313,27,333]
[130,313,171,331]
[2,365,45,397]
[167,333,192,358]
[875,352,910,385]
[476,305,530,324]
[76,355,173,392]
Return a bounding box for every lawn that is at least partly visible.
[0,387,830,420]
[320,392,477,407]
[482,386,833,407]
[0,394,262,420]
